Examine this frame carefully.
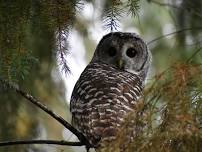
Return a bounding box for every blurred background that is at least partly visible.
[0,0,201,152]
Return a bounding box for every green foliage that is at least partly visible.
[0,1,73,152]
[99,63,202,152]
[139,63,202,152]
[126,0,140,16]
[0,0,140,81]
[0,0,32,81]
[102,0,140,31]
[0,0,80,81]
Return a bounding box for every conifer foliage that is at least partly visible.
[0,0,140,82]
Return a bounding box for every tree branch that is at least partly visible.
[148,0,202,18]
[147,27,202,45]
[0,140,84,147]
[148,0,179,9]
[186,47,202,63]
[0,79,91,148]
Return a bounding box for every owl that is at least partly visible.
[70,32,151,151]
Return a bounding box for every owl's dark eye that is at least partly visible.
[107,47,117,57]
[126,48,137,58]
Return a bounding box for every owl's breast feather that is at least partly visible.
[70,62,143,147]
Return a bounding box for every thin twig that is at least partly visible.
[148,0,202,18]
[0,140,84,147]
[148,0,179,9]
[148,27,202,45]
[0,79,90,147]
[186,47,202,63]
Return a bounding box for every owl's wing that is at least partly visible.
[70,62,143,146]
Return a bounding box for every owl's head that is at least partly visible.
[91,32,152,81]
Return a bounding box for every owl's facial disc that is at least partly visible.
[106,46,126,70]
[107,46,117,57]
[92,32,151,80]
[126,48,137,58]
[114,47,138,70]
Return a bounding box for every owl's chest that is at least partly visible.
[70,63,144,147]
[76,67,141,110]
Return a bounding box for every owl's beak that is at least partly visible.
[117,59,125,70]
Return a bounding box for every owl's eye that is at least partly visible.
[126,48,137,58]
[107,47,117,57]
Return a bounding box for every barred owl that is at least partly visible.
[70,32,151,151]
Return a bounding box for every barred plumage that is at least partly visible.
[70,32,151,151]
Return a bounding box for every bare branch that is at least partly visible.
[186,47,202,63]
[148,0,179,9]
[147,27,202,45]
[0,78,90,147]
[0,140,84,147]
[148,0,202,18]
